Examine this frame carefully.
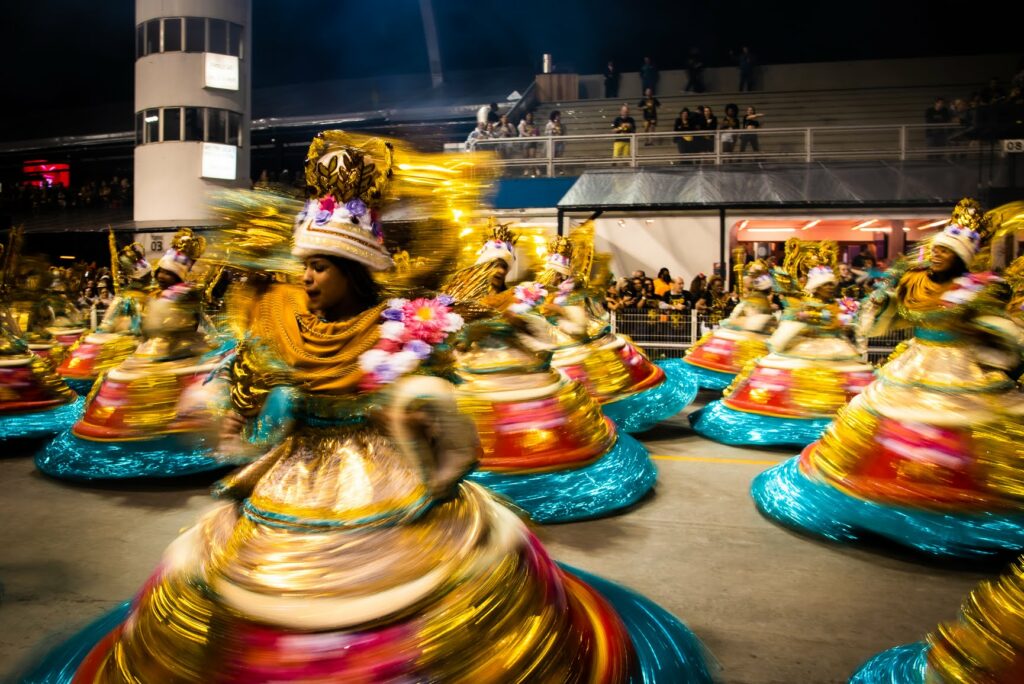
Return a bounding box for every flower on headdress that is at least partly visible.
[345,199,367,218]
[319,197,337,214]
[379,320,406,341]
[554,278,576,305]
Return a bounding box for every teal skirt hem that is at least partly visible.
[849,642,928,684]
[752,456,1024,558]
[602,359,700,434]
[35,430,222,480]
[0,397,84,442]
[468,432,656,523]
[689,400,831,448]
[679,360,734,391]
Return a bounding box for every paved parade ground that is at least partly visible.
[0,399,999,684]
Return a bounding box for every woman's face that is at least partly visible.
[930,244,959,275]
[155,268,180,290]
[303,256,350,317]
[710,277,723,292]
[815,281,838,301]
[746,106,755,115]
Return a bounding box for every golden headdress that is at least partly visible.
[156,228,206,281]
[931,197,990,268]
[474,219,519,266]
[293,133,395,271]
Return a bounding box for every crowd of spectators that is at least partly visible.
[1,176,133,212]
[923,63,1024,149]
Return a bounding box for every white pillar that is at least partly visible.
[133,0,252,224]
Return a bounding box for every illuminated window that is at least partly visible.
[144,109,159,144]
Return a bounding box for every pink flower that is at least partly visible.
[401,298,452,344]
[318,197,336,214]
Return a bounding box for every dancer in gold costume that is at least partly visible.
[851,555,1024,683]
[681,257,778,390]
[516,229,699,433]
[36,228,228,480]
[56,235,154,395]
[752,199,1024,558]
[0,231,83,441]
[691,252,874,447]
[452,226,657,522]
[21,132,714,683]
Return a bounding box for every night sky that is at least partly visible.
[1,0,1021,117]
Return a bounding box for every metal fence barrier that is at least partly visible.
[611,308,912,363]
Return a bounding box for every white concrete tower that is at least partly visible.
[133,0,252,224]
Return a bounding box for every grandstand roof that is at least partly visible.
[557,161,986,211]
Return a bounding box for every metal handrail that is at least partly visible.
[463,122,972,175]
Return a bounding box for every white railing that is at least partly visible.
[465,123,973,177]
[610,308,912,363]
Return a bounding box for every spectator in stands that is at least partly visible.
[639,278,659,309]
[611,104,637,160]
[924,96,952,149]
[477,102,500,126]
[637,88,661,145]
[604,60,620,98]
[732,46,756,91]
[696,275,738,321]
[492,114,518,158]
[518,112,540,174]
[673,108,696,158]
[465,121,490,151]
[605,283,623,311]
[544,110,565,158]
[837,262,862,299]
[720,104,741,156]
[701,105,718,154]
[620,276,644,308]
[640,56,659,95]
[685,48,706,93]
[653,267,673,296]
[689,273,708,303]
[979,77,1006,104]
[662,277,692,310]
[494,114,517,138]
[740,105,763,154]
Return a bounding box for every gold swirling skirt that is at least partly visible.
[76,424,636,682]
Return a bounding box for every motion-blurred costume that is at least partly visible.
[36,228,227,480]
[0,233,83,441]
[9,257,88,361]
[56,235,153,395]
[525,230,699,433]
[452,225,656,523]
[681,255,778,391]
[691,249,875,447]
[851,554,1024,683]
[21,132,714,683]
[752,199,1024,558]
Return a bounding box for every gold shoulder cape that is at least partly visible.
[247,283,384,394]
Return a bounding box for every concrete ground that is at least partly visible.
[0,401,1004,684]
